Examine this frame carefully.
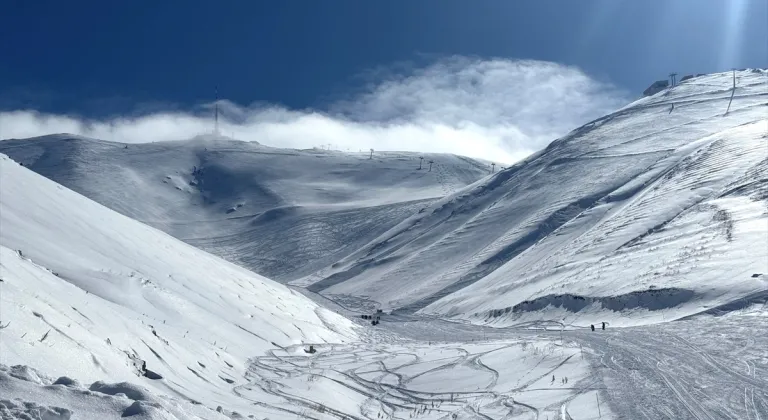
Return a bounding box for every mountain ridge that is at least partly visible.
[0,135,491,281]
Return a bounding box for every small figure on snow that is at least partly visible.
[590,324,595,331]
[602,322,606,330]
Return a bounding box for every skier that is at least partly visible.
[602,322,606,330]
[590,324,595,331]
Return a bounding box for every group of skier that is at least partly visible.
[362,309,384,326]
[590,322,606,331]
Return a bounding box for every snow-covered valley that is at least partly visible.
[1,70,767,419]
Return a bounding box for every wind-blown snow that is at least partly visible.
[0,154,357,414]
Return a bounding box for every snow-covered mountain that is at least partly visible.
[297,69,768,325]
[1,70,767,420]
[0,136,490,282]
[0,154,357,417]
[2,70,766,329]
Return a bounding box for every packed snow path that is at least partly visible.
[578,314,768,420]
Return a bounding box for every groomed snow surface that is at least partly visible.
[1,70,767,419]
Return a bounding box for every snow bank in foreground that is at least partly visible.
[0,363,231,419]
[0,154,358,414]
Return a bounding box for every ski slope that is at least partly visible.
[0,154,357,417]
[0,136,489,282]
[577,311,768,420]
[296,70,768,326]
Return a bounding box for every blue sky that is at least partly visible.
[1,0,765,161]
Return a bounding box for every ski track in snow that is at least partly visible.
[577,314,768,420]
[233,337,593,419]
[216,309,768,419]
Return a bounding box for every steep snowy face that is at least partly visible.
[300,70,768,324]
[0,154,357,410]
[0,137,489,281]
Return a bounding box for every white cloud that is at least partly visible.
[0,58,627,164]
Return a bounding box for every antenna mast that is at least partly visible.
[214,87,220,135]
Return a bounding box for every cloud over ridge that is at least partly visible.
[0,58,627,163]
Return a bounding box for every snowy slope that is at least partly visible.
[0,154,357,415]
[1,71,766,420]
[298,70,768,324]
[0,136,489,281]
[1,71,764,329]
